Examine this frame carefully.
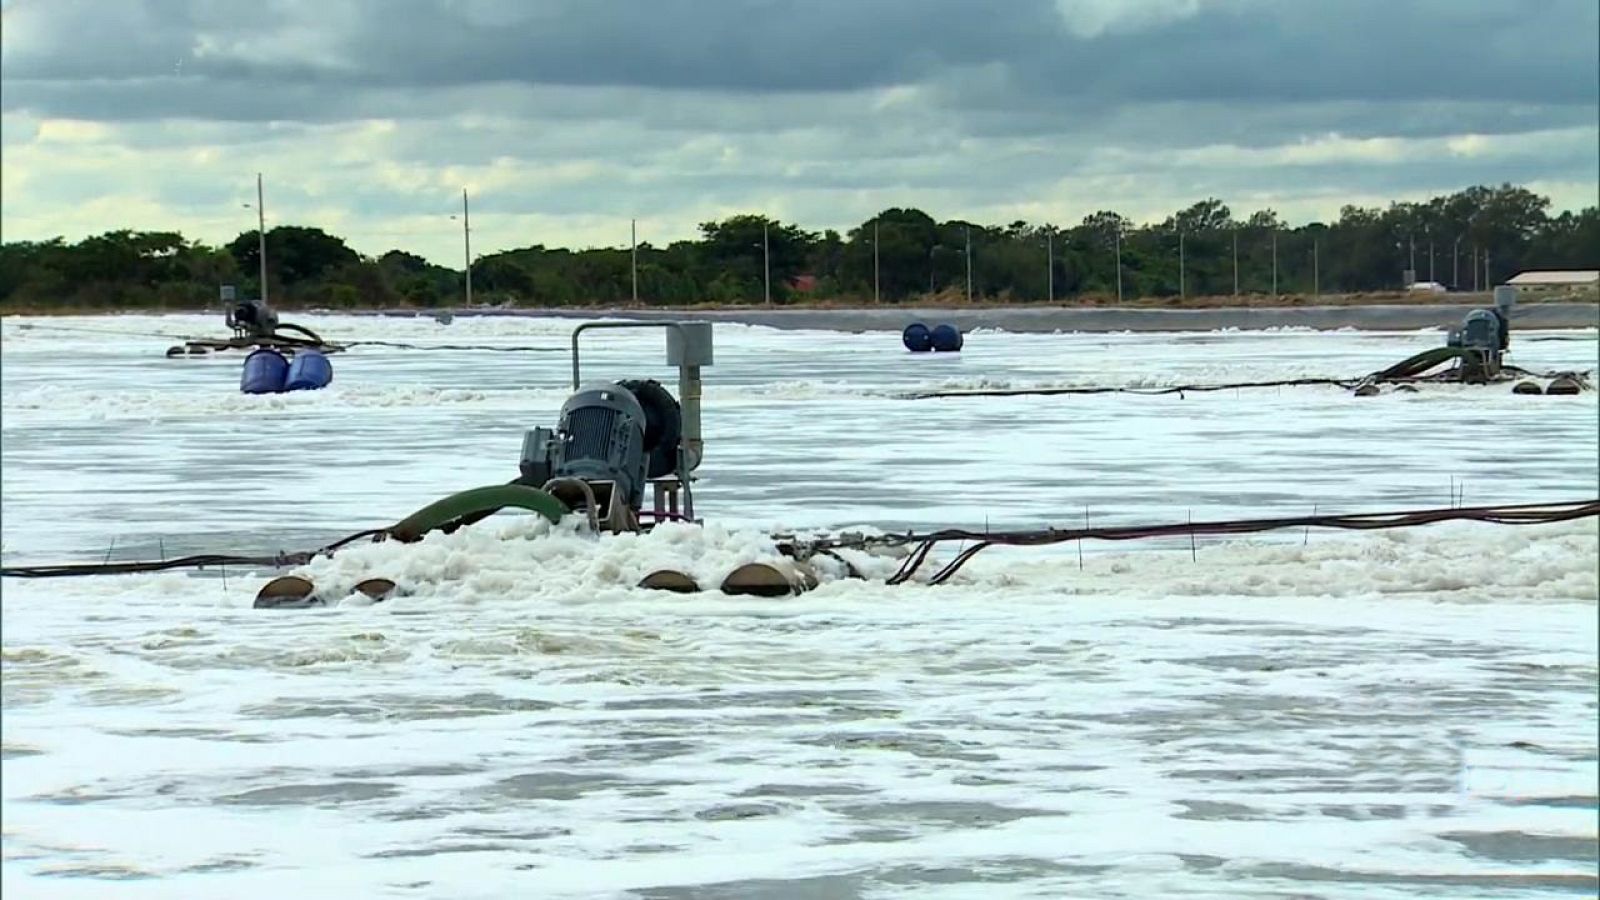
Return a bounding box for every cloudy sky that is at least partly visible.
[2,0,1596,266]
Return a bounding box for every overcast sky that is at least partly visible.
[2,0,1596,265]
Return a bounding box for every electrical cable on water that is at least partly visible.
[8,323,560,355]
[0,529,388,579]
[781,499,1600,586]
[3,500,1594,582]
[340,340,563,353]
[899,367,1593,400]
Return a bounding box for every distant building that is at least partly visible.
[1506,270,1598,288]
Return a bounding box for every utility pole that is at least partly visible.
[1178,230,1185,300]
[1313,239,1320,296]
[1046,230,1054,303]
[964,225,972,303]
[872,219,880,304]
[1484,249,1491,290]
[1115,225,1123,304]
[1408,234,1415,276]
[1231,229,1239,297]
[1452,235,1461,290]
[1271,229,1278,296]
[762,220,771,305]
[1471,246,1479,292]
[1428,239,1435,283]
[631,218,638,304]
[461,188,472,307]
[256,173,268,304]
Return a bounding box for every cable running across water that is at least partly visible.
[3,500,1594,582]
[340,340,563,353]
[899,368,1593,400]
[4,323,561,354]
[828,499,1600,585]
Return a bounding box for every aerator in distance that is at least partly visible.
[1367,285,1579,390]
[165,285,344,357]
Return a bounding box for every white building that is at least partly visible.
[1506,270,1599,288]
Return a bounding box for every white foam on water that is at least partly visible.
[2,313,1597,898]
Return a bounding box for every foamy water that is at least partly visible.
[2,313,1597,899]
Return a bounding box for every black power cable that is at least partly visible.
[6,501,1594,582]
[782,499,1600,585]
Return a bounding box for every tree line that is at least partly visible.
[1,183,1593,311]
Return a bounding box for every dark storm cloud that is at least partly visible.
[3,0,1594,123]
[2,0,1594,261]
[1012,1,1598,107]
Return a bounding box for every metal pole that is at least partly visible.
[1046,230,1054,303]
[1231,229,1238,296]
[1452,236,1460,290]
[631,218,638,304]
[256,173,267,304]
[1471,246,1479,292]
[1313,239,1319,296]
[462,188,472,307]
[1115,225,1123,304]
[964,225,972,303]
[872,219,880,304]
[1408,235,1415,274]
[1178,230,1185,300]
[1271,230,1278,296]
[1484,250,1491,289]
[762,220,771,305]
[1428,240,1435,283]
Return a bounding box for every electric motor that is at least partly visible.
[549,382,651,510]
[227,299,279,337]
[1458,309,1501,352]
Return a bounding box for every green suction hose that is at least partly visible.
[1372,346,1462,381]
[389,484,569,543]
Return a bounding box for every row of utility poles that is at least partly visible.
[626,217,974,306]
[1408,234,1492,292]
[250,174,477,305]
[604,216,1486,304]
[248,177,1495,306]
[622,218,1325,305]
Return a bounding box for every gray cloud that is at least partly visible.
[0,0,1593,263]
[6,1,1594,114]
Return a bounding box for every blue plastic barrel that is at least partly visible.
[285,350,334,391]
[902,322,933,352]
[931,323,964,352]
[240,348,289,394]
